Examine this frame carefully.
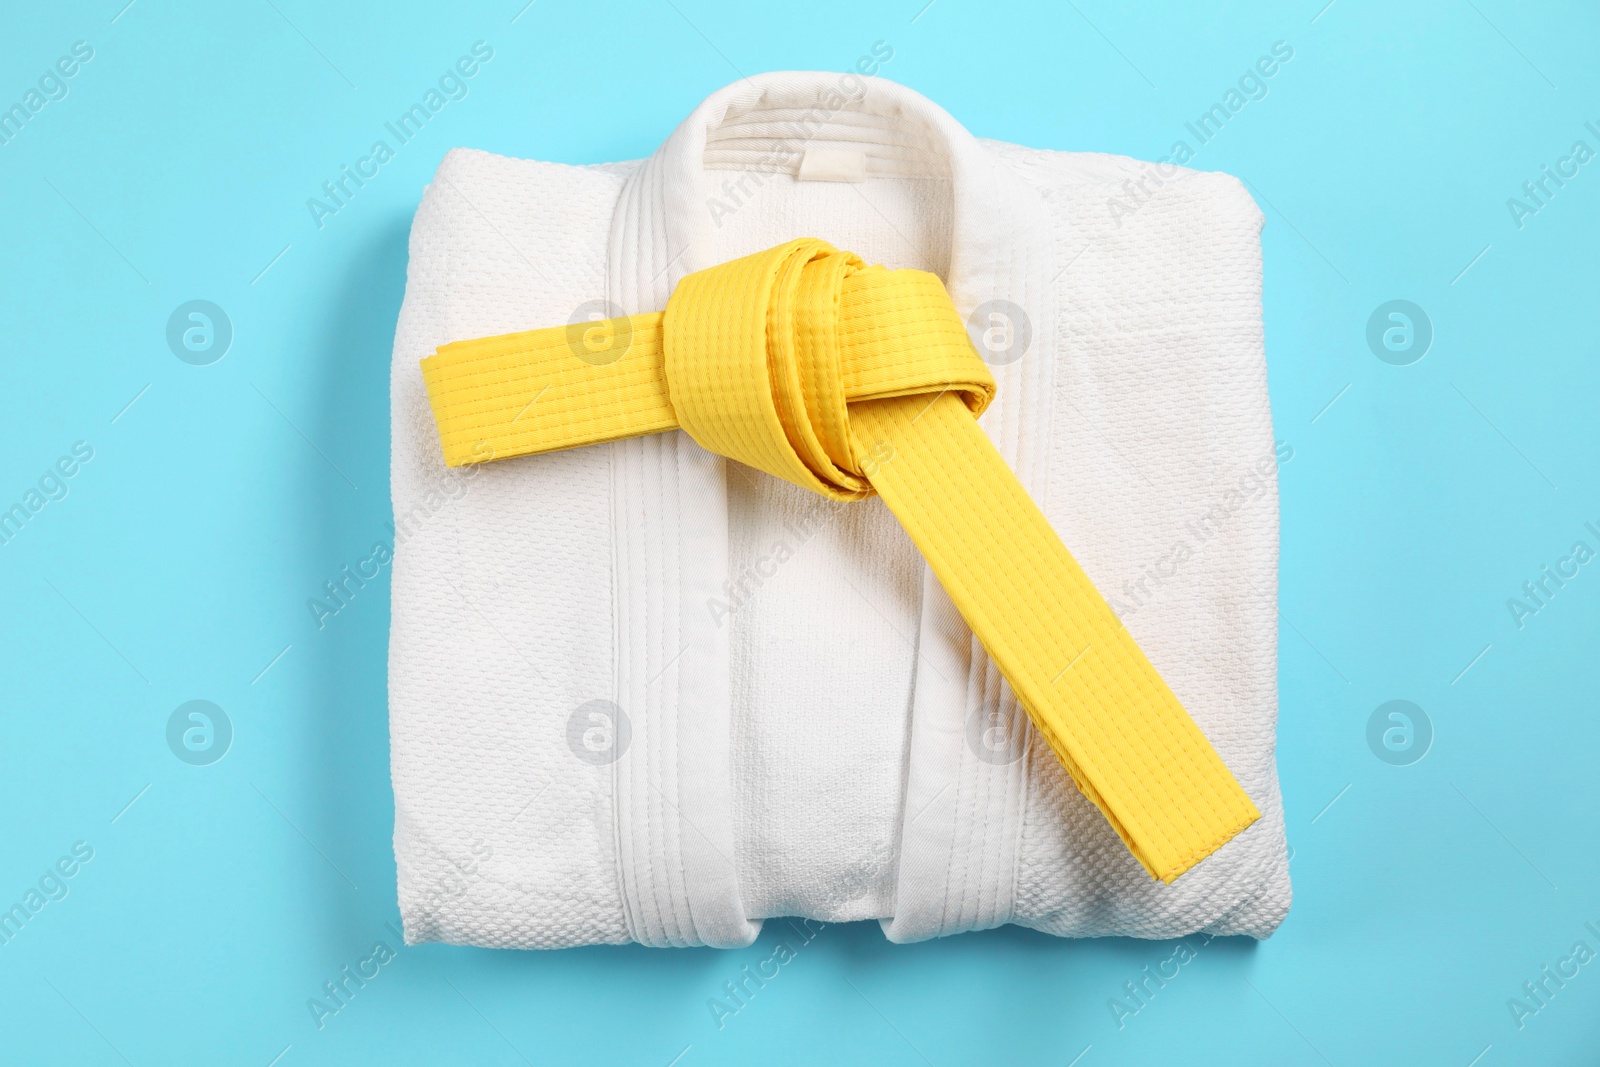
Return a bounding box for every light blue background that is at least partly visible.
[2,0,1597,1064]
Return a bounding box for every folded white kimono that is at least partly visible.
[388,71,1291,948]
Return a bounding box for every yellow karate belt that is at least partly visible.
[420,238,1259,883]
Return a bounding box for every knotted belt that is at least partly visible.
[420,238,1259,883]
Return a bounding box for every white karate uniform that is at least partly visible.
[388,72,1291,949]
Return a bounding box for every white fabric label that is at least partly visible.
[797,147,868,182]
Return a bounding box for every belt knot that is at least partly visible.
[664,238,993,501]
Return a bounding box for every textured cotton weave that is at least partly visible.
[389,72,1291,948]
